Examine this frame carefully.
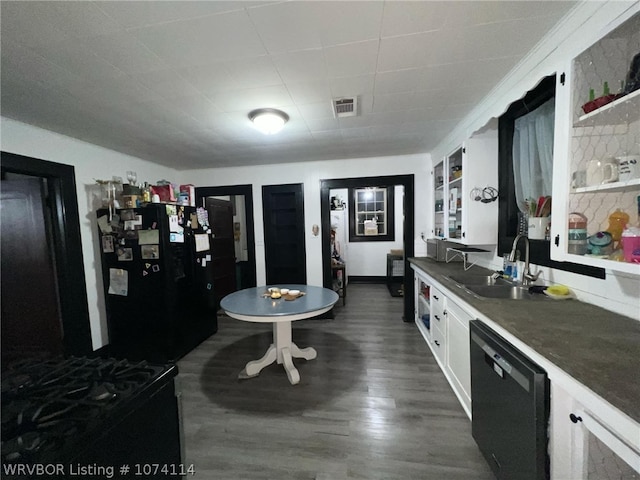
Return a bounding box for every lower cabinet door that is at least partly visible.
[445,302,472,414]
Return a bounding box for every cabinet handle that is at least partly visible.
[554,234,560,247]
[569,413,583,424]
[434,340,440,346]
[443,310,447,316]
[434,315,441,321]
[433,295,439,300]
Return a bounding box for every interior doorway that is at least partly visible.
[262,183,307,285]
[1,176,63,362]
[0,152,92,366]
[196,185,256,290]
[205,197,237,304]
[320,175,415,322]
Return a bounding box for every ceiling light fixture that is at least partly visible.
[249,108,289,135]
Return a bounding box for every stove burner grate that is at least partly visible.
[1,356,170,465]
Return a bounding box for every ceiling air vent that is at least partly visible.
[332,97,358,118]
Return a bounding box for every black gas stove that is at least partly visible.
[1,356,183,479]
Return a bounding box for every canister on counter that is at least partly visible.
[568,212,588,255]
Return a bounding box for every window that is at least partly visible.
[498,74,604,278]
[349,186,395,242]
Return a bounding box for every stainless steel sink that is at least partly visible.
[446,274,547,300]
[463,285,545,300]
[447,274,510,286]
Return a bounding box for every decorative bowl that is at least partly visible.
[581,94,618,114]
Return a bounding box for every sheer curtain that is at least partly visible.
[512,98,555,212]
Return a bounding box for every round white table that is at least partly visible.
[220,285,339,385]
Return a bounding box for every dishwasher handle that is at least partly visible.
[471,330,530,392]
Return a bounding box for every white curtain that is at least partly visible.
[513,98,555,212]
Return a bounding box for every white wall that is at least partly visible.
[187,155,431,287]
[1,117,431,349]
[0,118,179,349]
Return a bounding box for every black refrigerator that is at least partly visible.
[97,204,219,362]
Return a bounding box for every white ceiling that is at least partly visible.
[0,1,577,169]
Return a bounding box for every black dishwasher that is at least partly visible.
[470,320,549,480]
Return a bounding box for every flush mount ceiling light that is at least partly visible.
[249,108,289,135]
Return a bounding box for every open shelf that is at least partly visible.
[574,89,640,127]
[574,178,640,193]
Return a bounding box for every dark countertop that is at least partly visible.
[409,257,640,425]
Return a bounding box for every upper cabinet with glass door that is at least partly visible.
[552,11,640,275]
[433,160,445,238]
[436,120,499,245]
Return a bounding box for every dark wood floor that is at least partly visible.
[178,284,494,480]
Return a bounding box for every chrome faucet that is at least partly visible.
[509,234,541,286]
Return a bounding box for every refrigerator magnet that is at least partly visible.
[169,215,181,233]
[108,268,128,296]
[141,245,159,259]
[116,247,133,261]
[124,215,142,231]
[102,235,115,253]
[169,231,184,243]
[194,234,210,252]
[138,230,159,245]
[97,215,112,234]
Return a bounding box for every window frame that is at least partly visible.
[348,186,395,242]
[498,74,605,279]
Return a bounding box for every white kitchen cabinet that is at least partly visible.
[551,11,640,275]
[429,285,446,333]
[430,323,447,366]
[411,265,473,419]
[429,286,447,366]
[411,259,639,479]
[444,299,472,415]
[431,120,499,245]
[550,382,640,479]
[414,269,431,343]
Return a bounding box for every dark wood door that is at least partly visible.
[1,176,63,365]
[262,184,306,285]
[206,198,237,306]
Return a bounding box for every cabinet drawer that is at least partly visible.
[430,287,445,312]
[431,324,446,365]
[431,307,446,330]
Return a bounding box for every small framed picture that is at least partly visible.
[116,247,133,262]
[141,245,160,260]
[120,209,136,221]
[102,235,115,253]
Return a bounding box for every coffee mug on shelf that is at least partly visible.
[617,155,639,182]
[586,156,619,186]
